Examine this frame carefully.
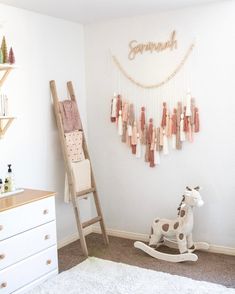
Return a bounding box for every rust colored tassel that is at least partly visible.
[148,119,153,144]
[140,106,146,131]
[194,107,200,132]
[183,106,189,132]
[149,150,155,167]
[171,108,177,135]
[161,102,167,127]
[122,122,127,143]
[176,102,182,150]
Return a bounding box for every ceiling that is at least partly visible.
[0,0,224,24]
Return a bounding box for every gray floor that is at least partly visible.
[58,233,235,288]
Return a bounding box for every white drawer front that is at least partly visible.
[0,197,55,241]
[0,246,58,294]
[0,221,57,271]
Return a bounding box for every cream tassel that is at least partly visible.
[180,113,186,142]
[136,133,141,158]
[127,124,132,136]
[163,130,169,155]
[186,92,192,116]
[111,95,117,121]
[118,110,123,136]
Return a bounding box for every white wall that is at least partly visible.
[0,4,91,243]
[85,1,235,247]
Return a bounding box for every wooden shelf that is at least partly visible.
[0,116,15,138]
[0,64,15,71]
[0,64,15,87]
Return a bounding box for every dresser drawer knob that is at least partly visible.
[0,254,5,260]
[0,225,3,231]
[43,209,49,215]
[44,235,50,240]
[46,259,52,265]
[0,282,7,288]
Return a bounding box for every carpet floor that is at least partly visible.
[28,257,235,294]
[58,233,235,288]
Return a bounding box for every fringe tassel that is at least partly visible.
[188,122,193,142]
[176,102,182,150]
[140,106,146,131]
[129,103,135,125]
[131,121,137,154]
[161,102,167,127]
[180,113,186,142]
[194,107,200,132]
[163,130,169,155]
[171,108,177,135]
[122,102,129,123]
[183,106,189,132]
[167,112,172,137]
[118,110,123,136]
[116,95,122,124]
[160,127,164,147]
[111,96,117,122]
[122,122,127,143]
[190,98,195,125]
[156,127,162,151]
[136,133,141,158]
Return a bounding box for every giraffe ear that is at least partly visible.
[186,186,192,191]
[194,186,200,191]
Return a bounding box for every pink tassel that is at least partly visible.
[194,107,200,132]
[180,113,186,142]
[122,102,129,123]
[188,123,193,142]
[163,130,169,155]
[129,103,135,125]
[136,133,141,158]
[148,119,154,167]
[161,102,167,128]
[141,125,147,145]
[140,106,146,131]
[145,123,149,162]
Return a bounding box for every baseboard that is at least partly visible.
[58,226,93,249]
[93,226,235,256]
[58,225,235,256]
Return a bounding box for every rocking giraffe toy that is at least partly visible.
[134,186,209,262]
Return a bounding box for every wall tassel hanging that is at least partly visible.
[109,34,200,168]
[110,93,200,168]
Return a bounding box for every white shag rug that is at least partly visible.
[28,257,235,294]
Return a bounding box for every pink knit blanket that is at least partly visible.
[59,100,82,132]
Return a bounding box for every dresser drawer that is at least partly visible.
[0,221,57,271]
[0,246,58,294]
[0,197,55,241]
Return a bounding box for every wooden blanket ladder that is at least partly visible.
[50,80,109,257]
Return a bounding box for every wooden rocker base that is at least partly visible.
[134,241,198,263]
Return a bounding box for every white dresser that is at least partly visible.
[0,189,58,294]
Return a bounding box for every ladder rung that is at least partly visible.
[76,187,95,197]
[82,216,102,229]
